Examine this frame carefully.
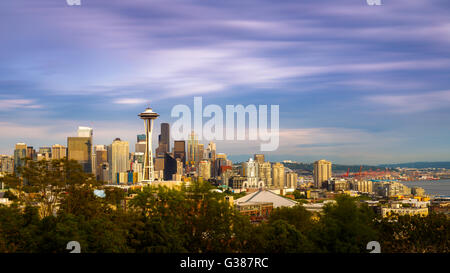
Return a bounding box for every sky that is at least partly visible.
[1,0,450,164]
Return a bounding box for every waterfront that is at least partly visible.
[400,179,450,196]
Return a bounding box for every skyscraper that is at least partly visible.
[197,143,204,161]
[254,154,265,164]
[313,159,332,189]
[206,141,216,161]
[26,146,36,161]
[14,143,27,173]
[38,147,52,160]
[138,107,159,183]
[77,126,93,138]
[154,157,165,178]
[272,162,285,189]
[258,161,272,187]
[214,153,229,177]
[163,152,178,181]
[108,138,129,184]
[51,144,67,160]
[187,131,199,167]
[286,172,298,189]
[137,134,146,142]
[68,137,92,173]
[0,155,14,174]
[95,145,108,182]
[242,158,259,188]
[176,158,184,177]
[156,123,170,157]
[198,160,211,180]
[173,140,186,167]
[135,134,146,154]
[77,126,95,176]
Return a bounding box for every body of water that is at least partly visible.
[400,179,450,196]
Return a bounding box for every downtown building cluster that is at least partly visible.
[1,107,448,220]
[2,123,303,193]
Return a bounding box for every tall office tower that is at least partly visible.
[163,153,178,181]
[26,146,36,161]
[51,144,67,160]
[156,123,170,157]
[131,152,144,183]
[0,155,14,174]
[242,158,259,188]
[137,134,146,142]
[176,158,184,176]
[107,138,129,184]
[95,145,108,181]
[91,151,97,176]
[214,153,229,177]
[38,147,52,160]
[198,160,211,180]
[133,152,145,164]
[313,159,332,189]
[138,107,159,183]
[286,172,298,189]
[220,168,234,187]
[173,140,186,167]
[77,126,95,176]
[187,131,199,167]
[258,161,272,187]
[254,154,265,164]
[135,134,146,154]
[216,153,227,161]
[154,157,165,177]
[197,144,204,161]
[13,143,27,173]
[214,157,229,177]
[77,126,93,138]
[272,162,285,188]
[206,141,216,161]
[206,141,216,178]
[68,137,92,173]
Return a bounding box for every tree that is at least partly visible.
[129,180,253,253]
[376,212,450,253]
[311,195,379,253]
[0,205,40,253]
[243,219,314,253]
[2,159,100,217]
[268,205,314,234]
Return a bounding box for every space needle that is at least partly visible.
[138,107,159,183]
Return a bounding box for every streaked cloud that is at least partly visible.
[365,90,450,113]
[1,0,450,163]
[0,99,41,110]
[114,98,149,105]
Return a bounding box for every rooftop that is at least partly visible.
[235,189,297,208]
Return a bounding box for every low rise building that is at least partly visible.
[381,203,428,218]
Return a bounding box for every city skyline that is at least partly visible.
[1,0,450,164]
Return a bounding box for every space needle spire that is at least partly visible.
[138,106,159,183]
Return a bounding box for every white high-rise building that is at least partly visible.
[242,158,261,188]
[313,159,332,188]
[272,162,285,188]
[286,172,298,189]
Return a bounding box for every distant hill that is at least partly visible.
[283,163,381,173]
[378,162,450,169]
[234,161,450,173]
